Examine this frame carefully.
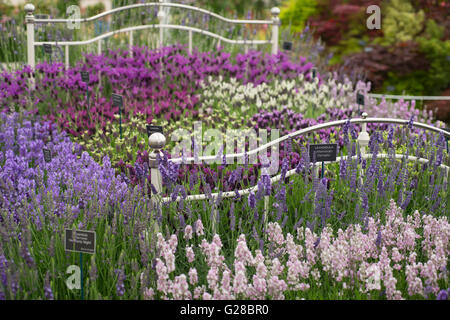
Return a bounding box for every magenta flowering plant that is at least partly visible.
[0,45,318,138]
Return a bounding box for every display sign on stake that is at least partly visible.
[357,93,364,105]
[43,148,52,163]
[309,144,337,162]
[357,93,364,115]
[43,44,52,55]
[81,71,90,108]
[311,67,317,79]
[309,144,338,178]
[112,93,123,109]
[444,128,450,152]
[112,93,123,139]
[80,71,89,83]
[43,44,52,64]
[65,229,96,300]
[65,229,96,254]
[282,41,292,51]
[146,125,163,137]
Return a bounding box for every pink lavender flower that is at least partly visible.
[186,246,195,263]
[267,222,285,247]
[207,267,219,291]
[188,268,198,285]
[184,225,193,240]
[143,287,155,300]
[171,274,191,300]
[195,219,204,237]
[220,270,232,297]
[202,292,212,300]
[233,261,248,296]
[234,235,254,266]
[168,234,178,253]
[193,286,205,299]
[155,259,169,295]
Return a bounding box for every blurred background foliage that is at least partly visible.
[0,0,449,101]
[279,0,317,34]
[86,2,106,16]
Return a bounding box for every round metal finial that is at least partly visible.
[271,7,280,17]
[362,112,368,119]
[24,3,35,14]
[149,132,166,150]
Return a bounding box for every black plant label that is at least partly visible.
[309,144,338,163]
[112,93,123,110]
[283,41,293,51]
[81,71,89,83]
[43,148,52,162]
[146,125,163,137]
[444,128,450,141]
[357,93,364,106]
[43,44,52,55]
[65,229,96,254]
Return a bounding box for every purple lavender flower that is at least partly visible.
[375,230,382,247]
[261,175,271,196]
[115,269,125,297]
[44,273,54,300]
[0,255,7,287]
[280,157,289,181]
[248,192,256,209]
[408,115,415,129]
[437,289,448,300]
[387,126,394,149]
[339,158,347,180]
[314,236,320,249]
[229,202,235,231]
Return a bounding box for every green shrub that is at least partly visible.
[380,35,450,96]
[382,0,425,45]
[280,0,318,34]
[417,37,450,95]
[422,19,445,40]
[380,71,429,96]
